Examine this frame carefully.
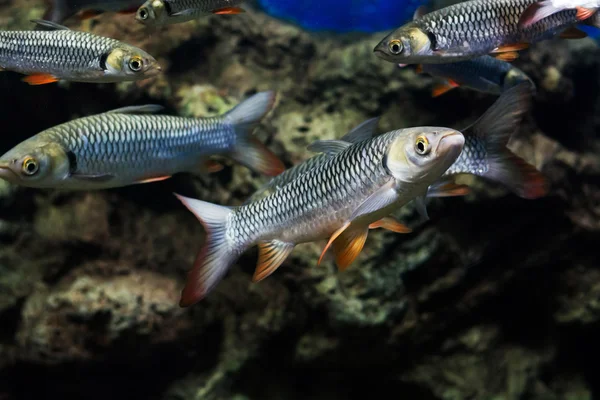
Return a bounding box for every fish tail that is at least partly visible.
[40,0,73,24]
[174,193,239,307]
[225,91,285,176]
[466,82,548,199]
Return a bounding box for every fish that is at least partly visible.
[174,126,465,306]
[373,0,598,65]
[252,82,546,212]
[42,0,144,23]
[0,20,160,85]
[136,0,245,26]
[415,56,536,97]
[519,0,600,27]
[0,91,284,190]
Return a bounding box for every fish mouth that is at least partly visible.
[436,130,465,161]
[0,164,18,182]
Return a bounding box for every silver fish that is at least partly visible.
[417,56,536,97]
[42,0,143,23]
[0,20,160,85]
[373,0,598,64]
[136,0,245,26]
[175,126,465,306]
[0,91,284,189]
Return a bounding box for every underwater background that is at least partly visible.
[0,0,599,399]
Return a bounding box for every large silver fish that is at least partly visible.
[0,91,284,190]
[175,126,465,306]
[416,56,536,97]
[252,83,547,209]
[373,0,597,65]
[136,0,245,26]
[0,20,160,85]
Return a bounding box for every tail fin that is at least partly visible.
[225,91,285,176]
[175,194,238,307]
[465,83,548,199]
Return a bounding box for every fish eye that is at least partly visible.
[22,157,39,176]
[415,136,430,155]
[389,40,403,55]
[138,7,149,20]
[129,57,143,72]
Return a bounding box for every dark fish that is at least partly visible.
[0,20,160,85]
[0,92,284,189]
[416,55,536,97]
[374,0,597,64]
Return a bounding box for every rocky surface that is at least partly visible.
[0,1,599,399]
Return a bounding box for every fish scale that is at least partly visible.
[230,133,397,249]
[416,0,578,53]
[0,30,116,76]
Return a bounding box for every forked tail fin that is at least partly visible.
[174,194,238,307]
[225,91,285,176]
[465,82,548,199]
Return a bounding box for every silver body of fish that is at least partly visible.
[175,125,465,306]
[136,0,244,26]
[0,20,160,84]
[0,92,284,189]
[374,0,598,64]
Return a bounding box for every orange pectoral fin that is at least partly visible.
[253,240,295,282]
[22,73,59,85]
[331,228,369,272]
[491,43,529,53]
[432,80,459,97]
[213,6,245,14]
[494,51,519,62]
[318,222,351,266]
[368,217,412,233]
[135,175,171,184]
[576,6,596,20]
[204,160,224,173]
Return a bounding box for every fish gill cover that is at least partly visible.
[255,0,426,33]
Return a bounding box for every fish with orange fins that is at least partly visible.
[0,92,283,190]
[414,56,536,98]
[0,20,160,85]
[136,0,244,26]
[175,125,465,306]
[519,0,600,27]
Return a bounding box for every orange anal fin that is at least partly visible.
[576,6,596,20]
[213,6,245,14]
[135,175,171,184]
[22,73,59,85]
[495,51,519,62]
[491,43,529,53]
[318,222,351,266]
[78,9,103,19]
[368,217,412,233]
[559,26,588,39]
[205,160,224,173]
[432,80,459,97]
[253,240,295,282]
[331,228,369,272]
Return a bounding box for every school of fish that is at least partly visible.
[2,0,591,306]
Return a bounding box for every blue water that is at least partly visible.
[255,0,426,33]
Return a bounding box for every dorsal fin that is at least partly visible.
[413,5,428,20]
[340,117,379,144]
[31,19,71,30]
[306,140,350,156]
[105,105,165,114]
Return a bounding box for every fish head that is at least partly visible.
[103,46,162,81]
[386,127,465,184]
[374,24,433,63]
[135,0,166,25]
[0,140,70,188]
